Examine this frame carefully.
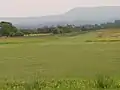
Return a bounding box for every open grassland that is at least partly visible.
[86,29,120,42]
[1,29,120,89]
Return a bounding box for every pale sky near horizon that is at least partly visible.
[0,0,120,17]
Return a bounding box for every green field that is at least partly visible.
[1,29,120,89]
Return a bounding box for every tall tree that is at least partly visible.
[0,21,17,37]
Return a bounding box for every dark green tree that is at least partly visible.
[0,21,17,37]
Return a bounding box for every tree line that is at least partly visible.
[0,20,120,37]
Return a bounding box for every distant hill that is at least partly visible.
[0,6,120,29]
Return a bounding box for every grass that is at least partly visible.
[0,29,120,89]
[2,75,120,90]
[86,29,120,42]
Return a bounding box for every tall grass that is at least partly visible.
[1,75,120,90]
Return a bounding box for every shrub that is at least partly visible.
[94,75,114,89]
[85,40,93,42]
[14,31,24,36]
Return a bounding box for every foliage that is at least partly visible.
[94,75,114,89]
[0,21,17,37]
[14,30,24,36]
[1,76,120,90]
[1,19,120,37]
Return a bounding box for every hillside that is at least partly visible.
[0,6,120,28]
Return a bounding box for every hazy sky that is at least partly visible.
[0,0,120,17]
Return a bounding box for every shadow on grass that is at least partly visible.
[0,42,21,45]
[85,39,120,42]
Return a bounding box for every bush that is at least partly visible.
[85,40,93,42]
[9,32,16,37]
[14,31,24,36]
[94,75,114,89]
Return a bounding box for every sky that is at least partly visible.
[0,0,120,17]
